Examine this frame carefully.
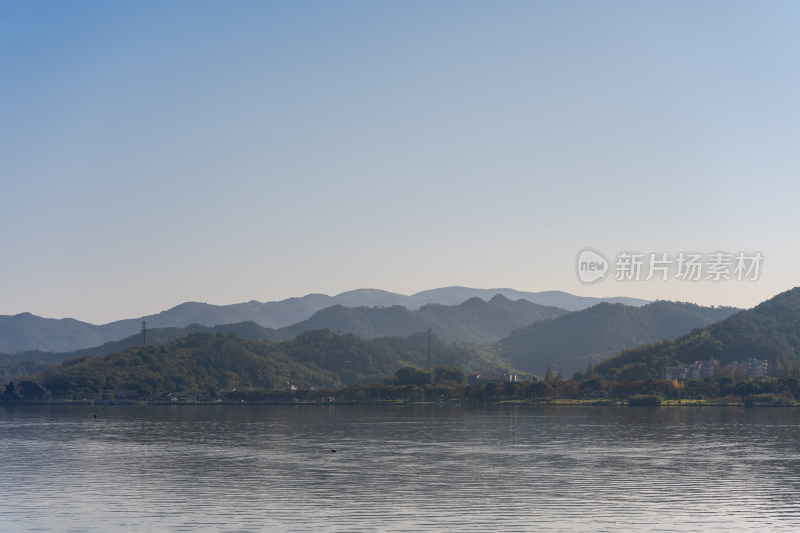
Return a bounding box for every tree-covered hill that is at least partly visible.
[499,300,739,377]
[0,287,646,353]
[25,330,515,400]
[283,295,566,343]
[417,295,567,343]
[595,287,800,380]
[37,332,338,400]
[0,321,290,365]
[0,296,564,377]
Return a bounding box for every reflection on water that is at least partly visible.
[2,405,800,532]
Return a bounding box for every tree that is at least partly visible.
[434,366,465,385]
[545,364,554,381]
[585,362,596,380]
[525,381,547,399]
[579,378,605,397]
[17,381,48,401]
[1,382,20,402]
[560,380,579,398]
[394,366,433,386]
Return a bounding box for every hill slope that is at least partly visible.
[283,295,567,343]
[0,321,290,365]
[0,287,647,353]
[407,287,648,311]
[595,288,800,380]
[499,301,739,377]
[30,330,514,400]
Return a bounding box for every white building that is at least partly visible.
[665,358,769,380]
[665,360,719,381]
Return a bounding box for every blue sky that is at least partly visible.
[2,1,798,324]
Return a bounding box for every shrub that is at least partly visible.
[628,394,661,406]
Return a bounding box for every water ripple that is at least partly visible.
[2,405,800,532]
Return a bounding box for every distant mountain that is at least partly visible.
[406,287,649,311]
[0,287,648,353]
[499,301,740,378]
[283,295,567,343]
[283,305,428,340]
[1,296,562,367]
[595,288,800,380]
[0,313,124,354]
[328,289,412,308]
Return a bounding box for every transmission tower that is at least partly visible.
[427,328,432,370]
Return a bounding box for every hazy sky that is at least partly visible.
[2,1,798,324]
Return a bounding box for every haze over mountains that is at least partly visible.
[0,296,564,364]
[500,301,740,377]
[7,292,759,398]
[282,295,566,343]
[8,285,799,396]
[596,287,800,380]
[0,284,744,389]
[0,287,647,353]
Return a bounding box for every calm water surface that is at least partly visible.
[2,405,800,532]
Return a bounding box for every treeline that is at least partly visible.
[181,375,800,405]
[7,369,800,406]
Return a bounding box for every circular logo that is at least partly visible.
[576,249,609,283]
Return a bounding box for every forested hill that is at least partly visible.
[499,300,739,377]
[30,330,514,400]
[283,295,566,343]
[0,287,646,353]
[0,322,290,366]
[2,296,562,366]
[595,287,800,380]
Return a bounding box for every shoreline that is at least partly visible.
[2,398,795,407]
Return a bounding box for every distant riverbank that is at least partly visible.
[3,397,795,407]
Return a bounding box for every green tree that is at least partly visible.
[585,362,596,380]
[394,366,433,386]
[525,381,547,399]
[1,382,20,402]
[579,378,605,397]
[434,366,464,385]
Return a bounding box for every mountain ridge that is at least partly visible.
[499,300,740,377]
[0,287,649,353]
[595,287,800,380]
[283,295,567,343]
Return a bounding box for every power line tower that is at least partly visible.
[142,321,147,346]
[427,328,432,370]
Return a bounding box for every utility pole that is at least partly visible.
[142,321,147,346]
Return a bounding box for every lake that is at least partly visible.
[2,404,800,532]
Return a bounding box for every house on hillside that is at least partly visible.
[665,360,719,380]
[665,358,769,381]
